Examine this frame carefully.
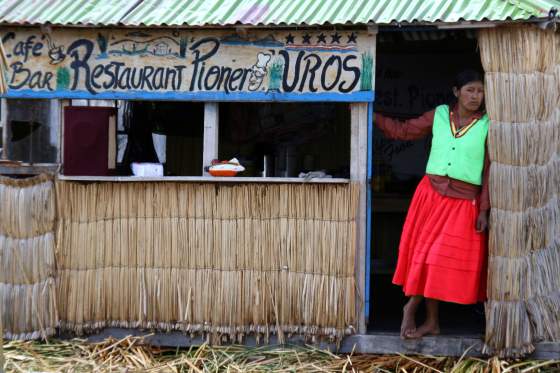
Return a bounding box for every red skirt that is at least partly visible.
[392,176,487,304]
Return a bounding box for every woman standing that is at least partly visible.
[375,70,490,339]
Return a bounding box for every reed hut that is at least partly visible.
[0,0,558,359]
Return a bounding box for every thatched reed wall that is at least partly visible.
[56,181,358,342]
[0,174,58,339]
[479,26,560,357]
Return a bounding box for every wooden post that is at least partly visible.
[350,103,369,334]
[49,100,61,163]
[1,98,8,160]
[59,100,70,170]
[0,299,3,373]
[117,100,126,164]
[108,114,116,170]
[202,102,219,176]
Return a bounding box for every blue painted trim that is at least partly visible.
[2,89,374,102]
[365,101,374,320]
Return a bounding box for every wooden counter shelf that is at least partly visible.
[57,175,350,183]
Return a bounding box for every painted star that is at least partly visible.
[302,33,312,44]
[285,33,295,44]
[317,33,327,44]
[331,32,342,43]
[347,32,358,43]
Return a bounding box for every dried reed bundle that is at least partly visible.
[0,175,55,239]
[487,241,560,301]
[525,289,560,342]
[479,26,560,357]
[0,234,55,284]
[56,181,359,343]
[488,116,560,167]
[485,72,558,123]
[479,26,557,73]
[489,202,559,261]
[484,300,534,356]
[485,247,560,354]
[489,159,559,212]
[486,291,560,357]
[0,174,57,341]
[0,280,58,340]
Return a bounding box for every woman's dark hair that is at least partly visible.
[449,69,485,112]
[453,69,484,90]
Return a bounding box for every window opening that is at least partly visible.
[219,102,350,179]
[4,99,57,164]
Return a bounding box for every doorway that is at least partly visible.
[369,29,485,335]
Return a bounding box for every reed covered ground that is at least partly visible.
[1,335,559,372]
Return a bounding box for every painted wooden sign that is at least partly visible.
[1,28,375,101]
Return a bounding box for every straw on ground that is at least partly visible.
[2,335,560,373]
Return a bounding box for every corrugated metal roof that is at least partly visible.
[0,0,135,26]
[121,0,555,27]
[0,0,558,27]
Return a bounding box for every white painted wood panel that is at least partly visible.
[350,102,368,334]
[202,102,219,176]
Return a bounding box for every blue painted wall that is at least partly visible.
[3,89,374,103]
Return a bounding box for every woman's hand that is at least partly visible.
[476,210,488,232]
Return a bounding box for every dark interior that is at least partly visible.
[124,101,351,178]
[5,99,57,163]
[369,29,485,335]
[121,101,204,176]
[219,102,351,178]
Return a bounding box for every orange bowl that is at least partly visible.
[208,169,238,177]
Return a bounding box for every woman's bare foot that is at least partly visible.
[400,303,417,338]
[404,320,440,339]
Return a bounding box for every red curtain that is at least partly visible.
[63,106,115,176]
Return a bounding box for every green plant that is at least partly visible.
[56,67,70,90]
[360,52,373,91]
[267,59,284,91]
